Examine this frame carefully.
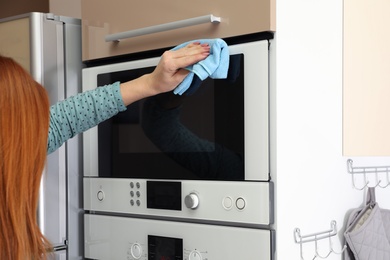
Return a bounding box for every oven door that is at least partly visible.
[84,214,275,260]
[82,40,269,182]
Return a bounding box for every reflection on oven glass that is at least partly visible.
[138,54,244,180]
[98,54,245,180]
[141,90,243,180]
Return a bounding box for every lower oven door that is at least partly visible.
[84,214,275,260]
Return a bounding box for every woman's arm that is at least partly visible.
[47,82,125,154]
[47,42,210,154]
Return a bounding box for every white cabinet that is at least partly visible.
[81,0,275,61]
[343,0,390,156]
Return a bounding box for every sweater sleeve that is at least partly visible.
[47,81,126,154]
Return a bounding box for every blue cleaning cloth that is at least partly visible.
[171,39,229,95]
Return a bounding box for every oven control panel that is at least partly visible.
[84,214,275,260]
[84,178,273,226]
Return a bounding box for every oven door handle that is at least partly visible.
[105,14,221,42]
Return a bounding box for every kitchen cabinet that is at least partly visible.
[0,0,49,19]
[343,0,390,156]
[81,0,275,61]
[0,0,81,21]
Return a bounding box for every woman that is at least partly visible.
[0,42,209,259]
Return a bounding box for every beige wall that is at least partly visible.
[49,0,81,18]
[343,0,390,156]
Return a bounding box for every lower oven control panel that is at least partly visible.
[84,214,275,260]
[84,178,273,226]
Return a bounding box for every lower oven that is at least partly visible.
[84,214,275,260]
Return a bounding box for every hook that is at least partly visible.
[349,160,369,189]
[294,228,305,260]
[328,221,347,255]
[378,169,390,188]
[294,221,347,260]
[331,243,347,255]
[372,169,382,188]
[347,159,390,189]
[314,236,332,259]
[295,228,320,260]
[351,170,369,190]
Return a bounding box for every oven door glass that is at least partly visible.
[97,54,244,181]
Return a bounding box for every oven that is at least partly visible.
[84,214,275,260]
[82,37,274,259]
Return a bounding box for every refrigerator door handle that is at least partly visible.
[52,244,68,252]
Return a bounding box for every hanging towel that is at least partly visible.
[171,38,229,95]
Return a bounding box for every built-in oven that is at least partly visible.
[83,38,273,227]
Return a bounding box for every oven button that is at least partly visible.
[130,243,143,259]
[189,250,202,260]
[236,197,246,210]
[185,193,199,209]
[97,190,105,201]
[222,196,233,210]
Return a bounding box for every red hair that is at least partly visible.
[0,55,51,259]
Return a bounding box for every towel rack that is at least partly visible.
[347,159,390,190]
[105,14,221,42]
[294,220,346,259]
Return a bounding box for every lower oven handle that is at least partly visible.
[105,14,221,42]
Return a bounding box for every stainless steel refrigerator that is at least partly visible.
[0,12,83,259]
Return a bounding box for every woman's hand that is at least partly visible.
[120,42,210,106]
[148,42,210,94]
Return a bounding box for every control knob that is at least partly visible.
[189,250,203,260]
[184,193,199,209]
[130,243,142,259]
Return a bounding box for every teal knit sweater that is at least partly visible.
[47,82,126,154]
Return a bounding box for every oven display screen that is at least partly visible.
[147,181,181,211]
[97,54,244,181]
[148,235,183,260]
